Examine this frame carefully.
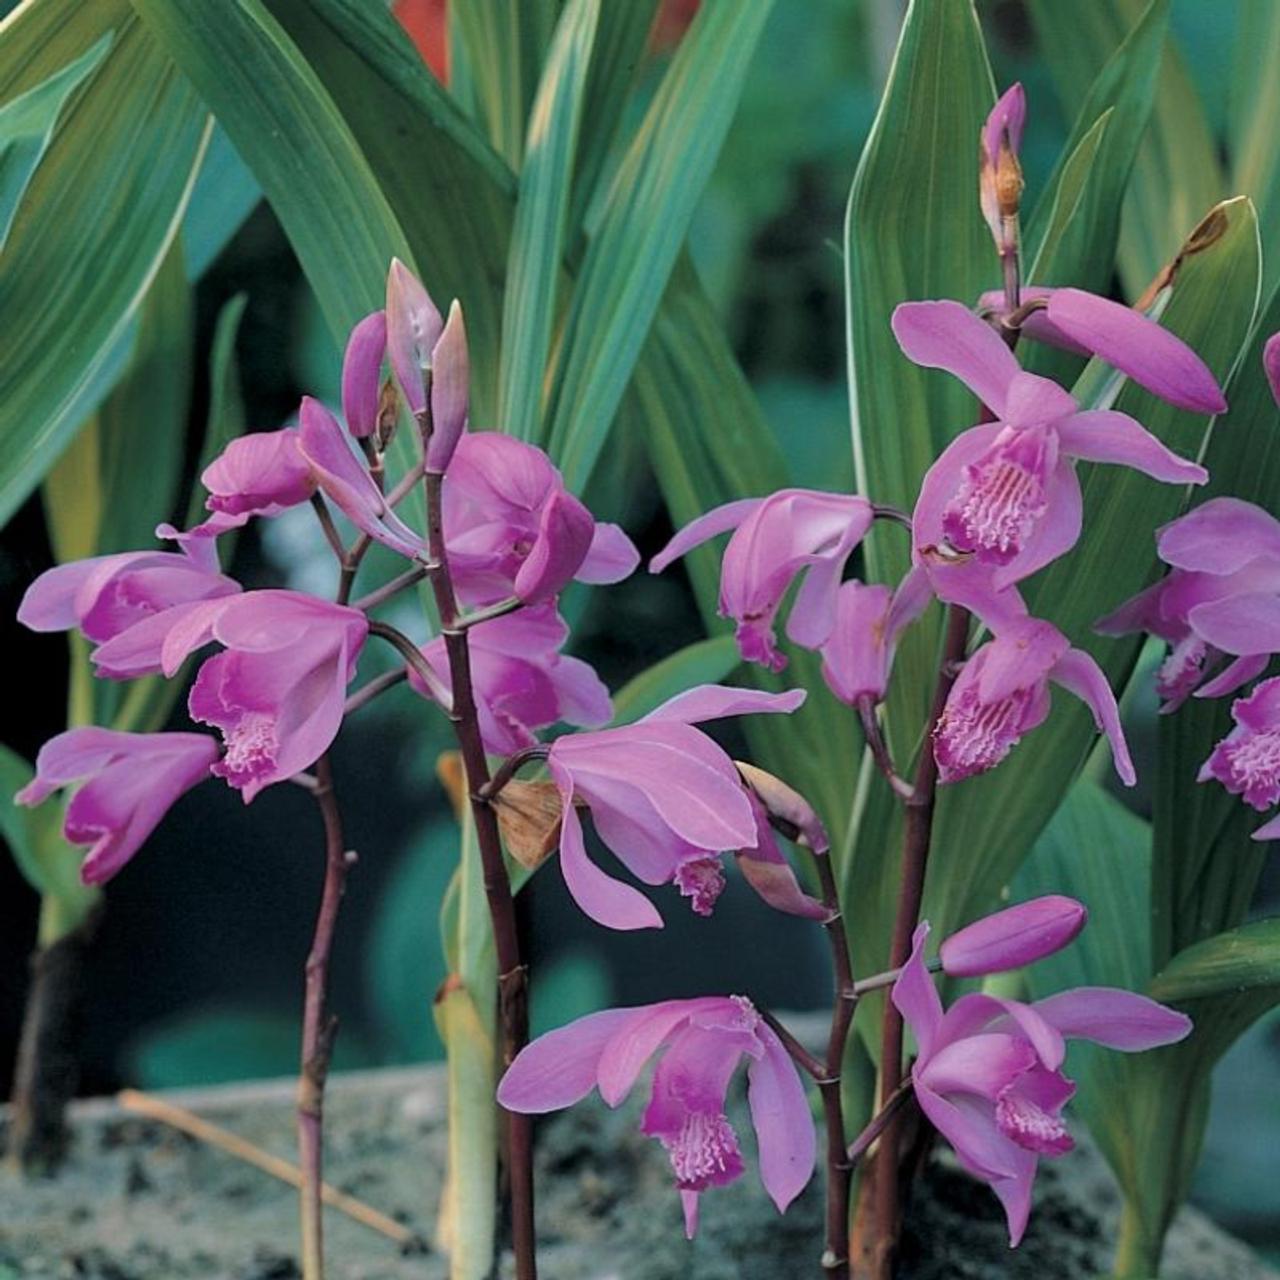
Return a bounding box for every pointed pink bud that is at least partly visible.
[1264,332,1280,410]
[426,299,468,473]
[939,896,1087,977]
[979,84,1026,252]
[385,258,442,415]
[341,311,387,438]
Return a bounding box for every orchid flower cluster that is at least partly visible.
[13,81,1265,1280]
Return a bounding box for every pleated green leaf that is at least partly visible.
[844,0,994,753]
[1150,919,1280,1007]
[544,0,774,490]
[1230,1,1280,293]
[0,30,110,252]
[498,0,599,442]
[449,0,560,167]
[0,0,209,527]
[1027,0,1222,298]
[1149,277,1280,970]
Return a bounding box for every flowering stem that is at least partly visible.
[422,465,537,1280]
[351,566,429,613]
[869,603,970,1280]
[310,494,348,566]
[366,619,454,706]
[856,699,916,801]
[846,1081,912,1168]
[452,595,522,633]
[297,755,353,1280]
[849,955,941,998]
[815,854,857,1278]
[759,1009,826,1081]
[480,745,551,802]
[343,667,408,717]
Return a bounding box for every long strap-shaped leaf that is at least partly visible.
[0,1,209,526]
[498,0,598,442]
[543,0,774,491]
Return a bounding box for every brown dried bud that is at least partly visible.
[494,781,563,871]
[377,375,400,450]
[995,142,1023,219]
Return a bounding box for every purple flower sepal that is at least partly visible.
[408,604,611,755]
[893,301,1210,594]
[544,684,819,929]
[442,432,638,607]
[497,995,816,1238]
[894,922,1191,1246]
[16,728,219,884]
[650,489,875,672]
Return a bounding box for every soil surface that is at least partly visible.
[1,1062,1274,1280]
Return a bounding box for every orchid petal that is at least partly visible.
[1194,652,1269,701]
[892,922,943,1060]
[1051,648,1136,786]
[513,490,595,604]
[891,301,1021,418]
[649,498,764,574]
[578,522,640,584]
[385,258,442,414]
[748,1023,817,1212]
[497,1008,638,1112]
[426,299,468,473]
[1056,410,1207,485]
[340,311,387,439]
[1032,988,1191,1050]
[641,684,806,725]
[1188,593,1280,656]
[1157,497,1280,573]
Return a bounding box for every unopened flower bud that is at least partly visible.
[979,83,1026,253]
[386,257,442,416]
[939,895,1086,978]
[425,299,468,474]
[734,760,829,853]
[340,310,387,439]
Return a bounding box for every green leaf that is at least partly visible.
[0,30,111,252]
[543,0,774,490]
[497,0,599,443]
[609,635,741,726]
[188,292,250,526]
[449,0,560,167]
[1026,0,1222,298]
[1150,920,1280,1007]
[1230,1,1280,294]
[181,125,261,280]
[0,1,210,528]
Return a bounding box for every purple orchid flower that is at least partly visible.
[1199,676,1280,841]
[939,896,1087,978]
[341,310,388,440]
[1097,498,1280,710]
[17,542,242,676]
[125,590,369,802]
[893,301,1210,592]
[979,84,1026,253]
[202,428,317,519]
[544,685,818,929]
[497,995,816,1238]
[441,432,638,607]
[408,604,611,755]
[16,729,219,884]
[978,287,1228,415]
[819,568,932,706]
[934,616,1134,786]
[650,489,875,672]
[894,922,1191,1246]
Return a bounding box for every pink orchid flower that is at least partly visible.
[544,685,817,929]
[202,429,316,519]
[650,489,875,672]
[893,300,1210,591]
[894,922,1191,1246]
[934,616,1134,786]
[1199,676,1280,841]
[129,591,369,802]
[17,542,241,675]
[1097,498,1280,710]
[16,729,219,884]
[939,896,1087,978]
[497,995,815,1239]
[819,567,932,706]
[979,84,1026,253]
[340,310,388,440]
[441,432,638,606]
[978,287,1228,415]
[408,604,611,755]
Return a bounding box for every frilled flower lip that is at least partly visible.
[496,995,816,1238]
[16,728,219,884]
[1198,676,1280,838]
